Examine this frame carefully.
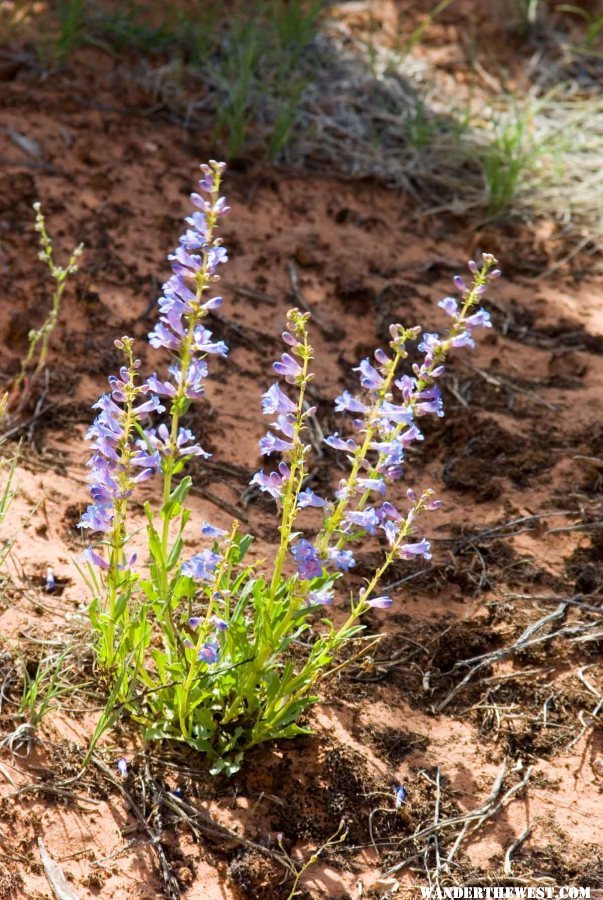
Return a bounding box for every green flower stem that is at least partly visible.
[178,526,237,737]
[14,202,82,396]
[160,230,221,558]
[222,320,315,726]
[315,346,404,556]
[248,500,429,742]
[102,340,139,667]
[269,317,313,598]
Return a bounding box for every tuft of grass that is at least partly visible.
[396,0,457,59]
[282,18,603,243]
[41,0,324,160]
[18,647,75,729]
[212,18,262,159]
[206,0,325,158]
[505,0,543,35]
[12,0,602,242]
[480,100,545,217]
[1,645,81,751]
[557,4,603,52]
[55,0,86,57]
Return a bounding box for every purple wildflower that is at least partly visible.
[453,275,467,293]
[395,786,407,808]
[259,431,294,456]
[450,331,475,350]
[182,549,221,582]
[465,308,492,329]
[308,586,334,606]
[250,465,289,500]
[297,489,328,509]
[334,391,367,414]
[148,321,181,351]
[291,539,323,580]
[201,522,226,537]
[438,296,458,317]
[79,502,113,533]
[399,539,432,560]
[366,595,393,609]
[262,383,296,415]
[146,374,177,398]
[418,332,442,357]
[198,641,220,664]
[382,520,398,546]
[357,477,386,495]
[324,433,356,453]
[281,331,299,348]
[327,548,355,572]
[83,547,110,570]
[344,508,380,535]
[45,567,55,594]
[273,414,295,438]
[354,359,384,390]
[145,425,210,459]
[273,353,302,383]
[192,326,228,357]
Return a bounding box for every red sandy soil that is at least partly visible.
[0,17,602,900]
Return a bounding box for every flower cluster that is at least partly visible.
[79,340,164,537]
[80,161,230,558]
[145,160,229,454]
[251,254,501,602]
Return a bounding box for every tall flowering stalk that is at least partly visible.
[6,202,83,418]
[80,161,500,774]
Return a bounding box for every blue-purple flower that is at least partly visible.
[182,549,221,582]
[438,296,458,317]
[262,383,296,416]
[354,359,384,391]
[198,641,220,664]
[395,785,407,808]
[297,489,328,509]
[83,547,110,570]
[366,595,393,609]
[324,433,357,453]
[334,391,367,414]
[259,431,294,456]
[399,539,432,560]
[273,353,302,383]
[201,522,226,537]
[344,508,380,535]
[250,463,290,500]
[327,548,355,572]
[308,585,334,606]
[291,539,323,579]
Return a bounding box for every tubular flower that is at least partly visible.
[182,549,222,582]
[291,539,324,580]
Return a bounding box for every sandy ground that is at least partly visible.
[0,15,602,900]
